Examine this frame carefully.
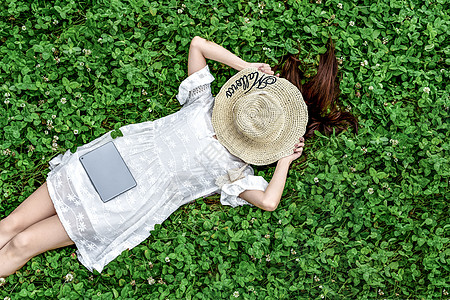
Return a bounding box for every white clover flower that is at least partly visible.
[363,60,368,66]
[265,234,270,239]
[142,89,148,95]
[320,295,325,299]
[64,273,74,282]
[45,130,49,135]
[233,291,240,298]
[352,181,357,186]
[250,217,256,223]
[278,219,282,224]
[4,99,10,104]
[361,147,368,153]
[423,87,430,94]
[4,92,10,98]
[36,64,40,68]
[148,261,154,268]
[165,256,170,262]
[363,41,368,46]
[98,37,103,43]
[79,62,84,66]
[19,103,25,107]
[390,139,399,146]
[4,297,11,300]
[147,276,155,285]
[22,25,26,30]
[53,19,59,25]
[52,114,56,119]
[295,258,299,262]
[376,63,380,67]
[314,177,319,183]
[337,3,343,9]
[177,8,183,13]
[55,57,60,63]
[316,0,322,3]
[291,249,297,255]
[386,152,391,157]
[394,158,398,162]
[382,37,388,44]
[244,17,250,23]
[87,68,91,72]
[443,289,448,296]
[368,188,374,194]
[181,3,186,8]
[260,9,263,14]
[368,85,374,90]
[0,277,6,286]
[61,97,67,104]
[74,129,78,135]
[378,289,384,295]
[148,108,152,112]
[266,255,271,262]
[349,21,355,26]
[314,275,320,282]
[319,285,323,289]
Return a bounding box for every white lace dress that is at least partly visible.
[46,65,269,273]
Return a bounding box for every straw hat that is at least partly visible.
[212,68,308,165]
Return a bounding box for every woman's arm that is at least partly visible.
[187,36,274,76]
[239,137,305,211]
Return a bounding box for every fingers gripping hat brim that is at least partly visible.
[212,68,308,165]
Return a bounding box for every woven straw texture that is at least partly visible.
[212,68,308,165]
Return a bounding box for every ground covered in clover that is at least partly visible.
[0,0,449,299]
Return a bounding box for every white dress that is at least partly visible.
[46,65,269,273]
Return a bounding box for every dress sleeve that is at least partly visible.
[219,165,269,208]
[176,65,215,107]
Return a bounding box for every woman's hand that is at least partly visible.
[247,62,275,75]
[279,137,305,164]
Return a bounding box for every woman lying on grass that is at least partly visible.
[0,36,357,277]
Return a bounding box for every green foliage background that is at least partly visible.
[0,0,449,298]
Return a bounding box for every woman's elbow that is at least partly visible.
[263,196,279,211]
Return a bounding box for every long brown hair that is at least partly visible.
[273,39,358,139]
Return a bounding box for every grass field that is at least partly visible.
[0,0,449,298]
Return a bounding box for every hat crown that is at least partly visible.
[232,91,284,141]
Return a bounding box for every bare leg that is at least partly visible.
[0,214,74,277]
[0,182,57,250]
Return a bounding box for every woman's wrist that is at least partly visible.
[278,157,292,167]
[237,61,251,71]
